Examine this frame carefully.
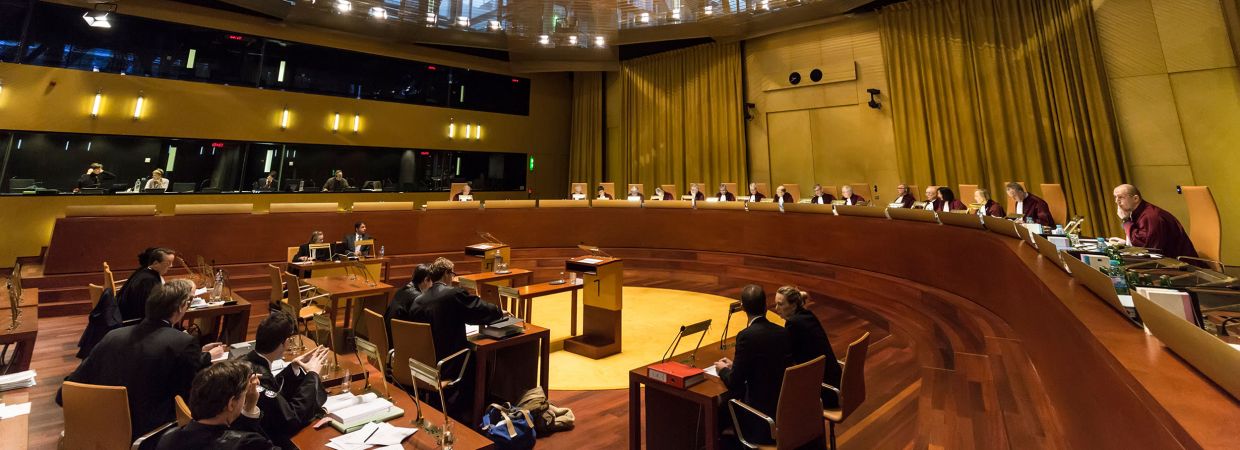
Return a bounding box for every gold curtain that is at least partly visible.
[568,72,604,191]
[612,42,748,194]
[880,0,1127,235]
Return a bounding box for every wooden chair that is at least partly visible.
[354,310,392,398]
[286,247,299,263]
[360,308,392,367]
[448,182,470,201]
[729,356,828,449]
[174,395,193,427]
[1040,183,1068,226]
[958,184,979,206]
[823,332,872,450]
[844,183,871,204]
[103,262,124,293]
[1181,186,1223,267]
[268,264,314,309]
[659,184,678,200]
[598,182,616,199]
[721,182,739,198]
[784,184,802,202]
[626,183,646,199]
[88,283,104,309]
[61,381,172,450]
[389,318,443,393]
[280,272,327,352]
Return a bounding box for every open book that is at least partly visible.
[324,392,405,432]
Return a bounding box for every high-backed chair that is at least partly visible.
[1040,183,1068,226]
[389,318,439,392]
[626,183,646,199]
[360,308,392,367]
[88,283,105,309]
[174,395,193,427]
[958,184,979,206]
[103,262,124,293]
[1004,181,1026,215]
[598,182,616,199]
[448,182,470,200]
[1181,186,1223,265]
[729,356,828,449]
[784,184,802,202]
[62,381,171,450]
[280,272,327,351]
[660,184,678,199]
[286,247,299,263]
[268,264,314,309]
[569,182,588,199]
[823,332,871,450]
[721,182,739,198]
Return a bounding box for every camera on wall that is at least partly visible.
[866,88,882,109]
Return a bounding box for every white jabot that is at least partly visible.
[1016,201,1024,214]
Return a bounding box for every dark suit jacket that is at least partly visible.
[896,193,916,208]
[242,351,326,449]
[384,283,422,347]
[719,316,791,442]
[689,191,705,201]
[294,243,330,262]
[785,308,842,408]
[923,199,944,211]
[77,287,121,358]
[778,192,794,203]
[77,171,115,190]
[62,319,211,440]
[842,194,866,205]
[1018,194,1055,227]
[253,178,277,191]
[660,192,674,200]
[810,194,834,205]
[117,267,162,321]
[322,177,349,192]
[408,282,504,366]
[717,192,736,201]
[596,193,613,200]
[155,416,278,450]
[1124,201,1197,258]
[342,232,372,256]
[983,200,1006,218]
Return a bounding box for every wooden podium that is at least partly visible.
[563,255,623,359]
[465,242,510,272]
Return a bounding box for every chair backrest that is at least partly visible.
[958,184,979,206]
[268,264,285,305]
[286,247,299,263]
[1004,181,1026,215]
[784,183,802,201]
[62,381,133,450]
[838,332,871,419]
[103,262,119,292]
[449,182,470,200]
[389,318,437,390]
[569,182,587,198]
[1181,186,1221,262]
[753,182,769,197]
[88,283,104,309]
[174,395,193,427]
[720,182,738,197]
[281,273,304,317]
[626,184,645,198]
[845,183,870,202]
[1040,183,1068,226]
[361,308,391,366]
[659,184,678,198]
[775,356,827,449]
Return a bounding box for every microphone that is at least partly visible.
[719,301,742,350]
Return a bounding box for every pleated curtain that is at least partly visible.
[568,72,604,192]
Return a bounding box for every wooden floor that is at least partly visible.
[17,250,1066,449]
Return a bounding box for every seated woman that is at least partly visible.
[453,184,474,201]
[936,187,967,212]
[144,169,170,190]
[596,185,613,199]
[974,188,1006,218]
[294,231,330,262]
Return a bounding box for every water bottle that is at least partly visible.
[1096,237,1107,252]
[212,270,224,300]
[1108,260,1129,295]
[1054,224,1064,236]
[379,246,385,258]
[298,180,305,191]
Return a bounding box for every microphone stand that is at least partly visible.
[719,301,742,350]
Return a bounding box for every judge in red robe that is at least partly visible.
[1005,183,1054,226]
[922,186,943,211]
[1114,184,1197,258]
[894,184,916,208]
[974,188,1006,218]
[936,187,967,211]
[717,184,736,201]
[809,184,834,205]
[748,183,766,202]
[840,185,866,205]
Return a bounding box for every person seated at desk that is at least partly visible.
[748,182,765,202]
[321,170,351,192]
[1005,182,1055,227]
[118,247,177,321]
[894,184,916,208]
[716,183,736,201]
[688,183,705,201]
[385,264,432,346]
[975,188,1006,218]
[936,187,967,212]
[242,312,329,450]
[773,286,841,409]
[453,183,476,201]
[1112,184,1198,258]
[343,222,372,257]
[155,361,277,450]
[409,257,507,423]
[923,186,943,211]
[775,185,794,204]
[294,231,331,262]
[60,280,227,443]
[627,185,644,201]
[144,169,170,191]
[570,184,587,200]
[596,185,613,200]
[652,186,673,201]
[809,184,834,205]
[713,284,791,446]
[253,172,278,191]
[840,185,866,205]
[75,162,116,192]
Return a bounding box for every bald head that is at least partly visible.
[1113,184,1143,213]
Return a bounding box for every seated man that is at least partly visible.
[773,286,841,409]
[1005,182,1055,227]
[60,280,226,442]
[321,170,350,192]
[840,185,866,205]
[293,231,330,262]
[688,183,705,201]
[155,361,277,450]
[342,221,372,257]
[717,183,736,201]
[242,312,329,449]
[747,183,765,202]
[408,257,507,423]
[75,162,116,192]
[974,188,1006,218]
[453,183,475,201]
[809,184,834,205]
[922,186,943,211]
[570,184,587,200]
[775,185,794,204]
[894,184,916,208]
[627,185,644,200]
[385,264,432,346]
[713,284,790,445]
[118,247,177,321]
[596,185,613,200]
[254,172,278,191]
[652,186,674,201]
[1113,184,1197,258]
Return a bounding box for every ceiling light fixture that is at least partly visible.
[332,112,341,132]
[352,113,360,133]
[82,3,117,28]
[133,92,144,120]
[280,106,290,130]
[538,35,550,45]
[333,0,352,14]
[90,89,103,118]
[368,6,387,19]
[594,35,606,48]
[448,118,456,139]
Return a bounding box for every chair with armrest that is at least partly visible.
[729,356,828,449]
[354,315,392,398]
[359,308,391,368]
[822,332,871,450]
[103,262,125,293]
[1180,186,1227,272]
[407,346,472,440]
[174,395,192,427]
[389,318,441,393]
[61,381,174,450]
[267,264,314,309]
[280,272,328,352]
[1040,183,1068,226]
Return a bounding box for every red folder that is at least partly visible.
[647,361,706,389]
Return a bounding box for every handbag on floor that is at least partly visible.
[480,402,536,449]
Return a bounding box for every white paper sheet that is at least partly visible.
[578,258,603,264]
[0,402,31,419]
[703,366,719,377]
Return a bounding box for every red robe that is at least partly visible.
[842,194,866,205]
[689,191,705,201]
[778,192,794,203]
[1017,194,1055,227]
[1123,201,1197,258]
[661,192,674,200]
[983,200,1006,218]
[749,192,765,202]
[895,193,915,208]
[717,192,736,201]
[810,194,834,204]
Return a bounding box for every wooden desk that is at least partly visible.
[182,297,252,344]
[302,276,395,332]
[0,391,30,450]
[284,335,366,388]
[629,342,732,450]
[288,257,389,281]
[469,324,551,424]
[458,269,533,308]
[1,288,38,308]
[290,372,495,450]
[0,306,38,373]
[501,281,583,335]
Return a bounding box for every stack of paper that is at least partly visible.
[0,370,36,392]
[326,422,417,450]
[330,397,395,425]
[324,392,379,414]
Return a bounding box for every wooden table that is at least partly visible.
[288,257,390,281]
[501,280,583,335]
[283,335,367,388]
[630,340,732,450]
[290,372,495,450]
[458,268,533,308]
[0,306,38,373]
[469,324,551,424]
[302,276,395,331]
[182,297,252,344]
[0,390,30,450]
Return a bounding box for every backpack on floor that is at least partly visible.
[480,402,536,449]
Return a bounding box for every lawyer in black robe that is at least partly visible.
[408,278,505,422]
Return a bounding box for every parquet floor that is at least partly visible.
[17,251,1065,449]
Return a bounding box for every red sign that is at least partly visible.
[210,142,225,148]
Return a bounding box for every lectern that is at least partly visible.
[564,246,623,359]
[464,232,510,272]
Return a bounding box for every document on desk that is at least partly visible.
[466,324,480,337]
[193,287,210,297]
[0,402,31,419]
[578,257,604,264]
[327,421,416,450]
[703,365,719,377]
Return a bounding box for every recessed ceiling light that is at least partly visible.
[368,6,387,19]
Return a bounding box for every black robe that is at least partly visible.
[384,283,421,348]
[719,316,791,444]
[117,267,163,322]
[810,194,835,205]
[155,416,279,450]
[242,351,327,449]
[785,308,842,408]
[408,282,504,422]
